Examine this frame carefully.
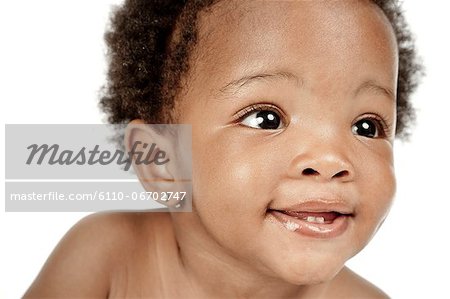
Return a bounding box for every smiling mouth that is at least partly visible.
[278,210,343,224]
[267,209,353,238]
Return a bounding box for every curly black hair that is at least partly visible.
[100,0,422,139]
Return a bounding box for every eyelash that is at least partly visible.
[234,103,286,124]
[354,113,393,138]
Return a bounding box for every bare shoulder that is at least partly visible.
[23,211,170,298]
[329,266,390,299]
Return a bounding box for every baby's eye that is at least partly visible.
[352,117,385,138]
[240,109,283,130]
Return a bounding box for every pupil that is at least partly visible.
[256,111,280,129]
[356,120,376,137]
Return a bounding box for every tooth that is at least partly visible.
[303,216,325,224]
[306,216,315,223]
[284,220,300,231]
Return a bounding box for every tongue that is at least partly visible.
[281,211,341,222]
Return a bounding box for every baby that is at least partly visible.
[24,0,422,298]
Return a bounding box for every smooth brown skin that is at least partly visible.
[25,0,397,298]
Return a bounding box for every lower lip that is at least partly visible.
[268,210,351,239]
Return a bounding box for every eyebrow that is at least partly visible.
[217,72,395,102]
[355,80,395,102]
[218,71,302,95]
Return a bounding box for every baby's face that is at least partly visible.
[176,0,397,284]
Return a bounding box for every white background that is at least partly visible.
[0,1,449,298]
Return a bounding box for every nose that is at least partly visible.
[288,151,355,183]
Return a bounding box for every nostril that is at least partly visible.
[302,168,319,176]
[333,170,349,178]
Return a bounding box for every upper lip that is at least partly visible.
[269,198,354,215]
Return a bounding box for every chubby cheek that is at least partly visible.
[191,128,278,246]
[354,147,396,249]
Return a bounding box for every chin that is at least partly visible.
[273,255,346,286]
[283,267,343,286]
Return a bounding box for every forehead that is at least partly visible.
[189,0,398,97]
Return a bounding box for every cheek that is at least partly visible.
[355,146,396,245]
[191,129,281,242]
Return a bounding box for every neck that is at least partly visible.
[170,212,332,299]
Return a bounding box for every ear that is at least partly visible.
[125,119,190,210]
[125,119,173,182]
